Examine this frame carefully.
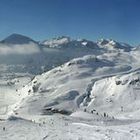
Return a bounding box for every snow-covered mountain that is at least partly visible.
[0,34,106,74]
[1,34,140,139]
[1,34,131,74]
[41,36,99,50]
[10,49,140,115]
[41,36,71,47]
[97,39,133,51]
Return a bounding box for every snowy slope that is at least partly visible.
[87,71,140,119]
[1,35,140,140]
[11,51,138,116]
[1,51,140,139]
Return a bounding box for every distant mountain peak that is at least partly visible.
[42,36,71,47]
[97,38,132,51]
[97,38,119,46]
[55,36,71,40]
[97,39,109,46]
[108,39,118,46]
[1,33,36,44]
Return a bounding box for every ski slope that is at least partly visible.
[1,35,140,139]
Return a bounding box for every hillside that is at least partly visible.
[1,35,140,139]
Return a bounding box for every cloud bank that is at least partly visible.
[0,43,40,55]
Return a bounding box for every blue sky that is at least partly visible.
[0,0,140,45]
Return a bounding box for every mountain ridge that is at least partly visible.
[0,33,135,49]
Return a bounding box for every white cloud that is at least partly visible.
[0,43,40,55]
